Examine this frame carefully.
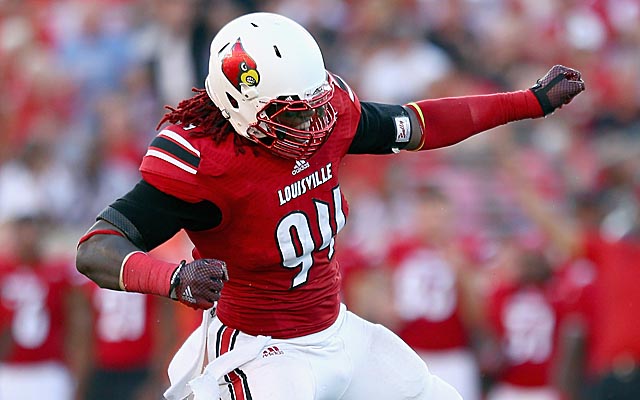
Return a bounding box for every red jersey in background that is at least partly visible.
[583,233,640,377]
[83,282,156,370]
[0,259,73,364]
[487,282,562,387]
[385,239,472,351]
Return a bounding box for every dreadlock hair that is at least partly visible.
[156,88,255,153]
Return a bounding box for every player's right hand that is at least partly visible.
[168,258,228,309]
[530,65,585,115]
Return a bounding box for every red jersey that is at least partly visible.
[0,298,12,331]
[140,79,360,338]
[583,233,640,376]
[487,282,560,387]
[0,259,73,364]
[385,240,470,351]
[83,282,157,369]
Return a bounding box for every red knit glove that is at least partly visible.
[168,259,229,310]
[530,65,585,115]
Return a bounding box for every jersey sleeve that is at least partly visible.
[326,72,365,156]
[100,180,222,251]
[330,73,360,112]
[140,125,205,203]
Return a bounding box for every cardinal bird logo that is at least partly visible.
[221,38,260,91]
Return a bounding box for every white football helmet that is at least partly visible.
[205,12,337,160]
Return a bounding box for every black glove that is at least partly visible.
[168,259,228,310]
[530,65,585,115]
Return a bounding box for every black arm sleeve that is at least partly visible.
[97,180,222,252]
[348,102,413,154]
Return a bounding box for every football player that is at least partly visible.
[500,146,640,400]
[484,242,565,400]
[76,12,584,400]
[0,215,89,400]
[383,185,485,400]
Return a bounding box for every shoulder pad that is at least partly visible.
[143,125,201,175]
[140,125,204,202]
[329,72,359,108]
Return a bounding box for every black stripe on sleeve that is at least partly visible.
[99,180,222,251]
[149,136,200,168]
[97,206,147,250]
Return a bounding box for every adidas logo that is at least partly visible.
[262,346,285,358]
[182,286,196,303]
[292,159,310,175]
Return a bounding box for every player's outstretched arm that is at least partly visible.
[76,220,228,310]
[403,65,585,151]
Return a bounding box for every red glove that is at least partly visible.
[530,65,585,115]
[169,259,229,310]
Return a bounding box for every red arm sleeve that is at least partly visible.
[406,90,544,150]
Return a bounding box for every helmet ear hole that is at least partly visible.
[226,92,239,109]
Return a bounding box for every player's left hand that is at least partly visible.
[168,258,229,309]
[530,65,585,115]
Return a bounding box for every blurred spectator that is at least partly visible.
[71,91,146,225]
[134,0,204,107]
[55,1,135,121]
[0,215,90,400]
[353,21,452,103]
[0,136,77,226]
[0,0,75,161]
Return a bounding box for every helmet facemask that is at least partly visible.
[250,82,337,160]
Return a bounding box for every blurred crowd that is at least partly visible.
[0,0,639,399]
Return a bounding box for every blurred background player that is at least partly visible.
[79,282,173,400]
[483,239,566,400]
[0,214,89,400]
[383,184,485,400]
[499,131,640,400]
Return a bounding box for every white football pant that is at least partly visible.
[208,304,463,400]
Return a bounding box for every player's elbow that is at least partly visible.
[75,239,114,288]
[75,240,97,280]
[75,220,133,289]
